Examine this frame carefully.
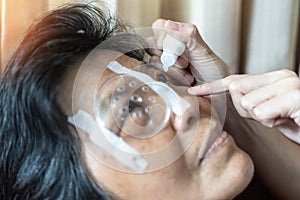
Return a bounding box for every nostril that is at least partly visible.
[187,116,195,125]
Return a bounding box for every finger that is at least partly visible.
[159,20,224,82]
[252,91,300,124]
[160,19,232,82]
[152,19,167,50]
[240,84,277,111]
[230,89,251,118]
[164,20,204,49]
[277,119,300,144]
[152,20,190,71]
[294,110,300,127]
[174,54,189,69]
[187,74,246,95]
[189,76,252,118]
[273,118,289,127]
[240,76,298,110]
[230,70,295,94]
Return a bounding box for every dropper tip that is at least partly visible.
[163,65,169,72]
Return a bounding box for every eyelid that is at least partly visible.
[144,63,189,86]
[138,63,171,83]
[155,72,168,83]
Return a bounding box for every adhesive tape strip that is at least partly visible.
[68,109,148,172]
[107,61,190,116]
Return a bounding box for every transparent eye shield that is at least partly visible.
[95,74,172,138]
[68,29,227,173]
[68,61,193,172]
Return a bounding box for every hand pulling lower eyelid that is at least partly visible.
[107,61,191,116]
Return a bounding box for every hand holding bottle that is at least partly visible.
[147,19,231,85]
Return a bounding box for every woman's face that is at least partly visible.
[60,50,253,200]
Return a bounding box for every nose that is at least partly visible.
[169,85,200,132]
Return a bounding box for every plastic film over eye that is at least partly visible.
[95,75,171,138]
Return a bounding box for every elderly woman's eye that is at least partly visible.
[130,93,143,103]
[156,73,167,83]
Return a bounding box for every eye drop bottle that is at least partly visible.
[160,34,185,72]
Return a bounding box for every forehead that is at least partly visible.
[88,50,146,88]
[85,49,143,75]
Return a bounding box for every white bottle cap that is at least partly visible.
[161,52,177,71]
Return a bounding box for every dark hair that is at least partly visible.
[0,2,145,200]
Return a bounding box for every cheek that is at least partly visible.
[181,115,220,170]
[123,124,194,172]
[90,156,192,200]
[122,123,177,153]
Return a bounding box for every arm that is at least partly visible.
[149,18,300,199]
[225,100,300,199]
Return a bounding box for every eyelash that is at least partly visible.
[156,73,167,83]
[128,101,141,113]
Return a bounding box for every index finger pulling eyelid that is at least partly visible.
[201,75,245,95]
[202,75,241,94]
[188,80,227,96]
[206,79,229,94]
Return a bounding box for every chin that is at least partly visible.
[198,135,254,200]
[234,150,254,195]
[224,146,254,199]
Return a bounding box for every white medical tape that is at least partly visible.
[107,61,190,116]
[68,109,148,172]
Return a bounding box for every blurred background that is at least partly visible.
[1,0,299,74]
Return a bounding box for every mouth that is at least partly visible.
[198,130,229,164]
[194,91,228,164]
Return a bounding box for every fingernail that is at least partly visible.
[183,73,194,84]
[166,20,180,31]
